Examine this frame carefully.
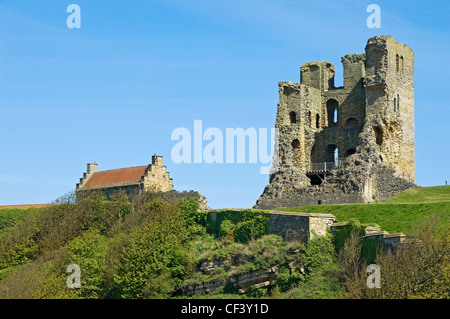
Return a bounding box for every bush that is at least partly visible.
[333,219,366,252]
[303,233,336,274]
[207,210,269,243]
[0,208,32,233]
[65,229,108,298]
[339,217,450,299]
[112,201,190,299]
[219,220,235,239]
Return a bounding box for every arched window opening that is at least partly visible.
[374,126,383,145]
[291,139,301,167]
[325,144,337,163]
[326,99,339,126]
[310,144,316,164]
[334,148,339,163]
[397,94,400,112]
[394,97,397,112]
[316,114,320,129]
[345,118,359,127]
[396,54,400,72]
[400,56,404,71]
[344,149,356,157]
[289,111,297,124]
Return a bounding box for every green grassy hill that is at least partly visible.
[279,186,450,235]
[385,185,450,203]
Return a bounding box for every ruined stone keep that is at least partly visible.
[255,36,415,209]
[76,154,173,199]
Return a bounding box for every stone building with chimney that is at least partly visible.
[76,154,173,199]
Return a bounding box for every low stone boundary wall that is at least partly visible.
[268,211,336,242]
[206,209,336,243]
[331,221,408,249]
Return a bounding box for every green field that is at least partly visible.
[278,186,450,235]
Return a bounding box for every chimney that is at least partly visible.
[152,154,163,166]
[87,162,98,174]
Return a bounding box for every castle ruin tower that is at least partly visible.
[364,36,415,180]
[255,36,415,209]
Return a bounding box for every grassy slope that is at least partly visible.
[279,186,450,235]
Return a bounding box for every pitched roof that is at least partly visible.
[0,204,52,210]
[82,166,148,188]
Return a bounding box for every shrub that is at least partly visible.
[207,210,269,243]
[339,217,450,299]
[65,229,108,298]
[303,233,336,274]
[112,201,190,299]
[0,208,32,233]
[333,219,366,252]
[219,220,235,239]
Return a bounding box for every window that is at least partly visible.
[396,54,400,72]
[326,99,339,126]
[373,126,383,145]
[310,144,316,164]
[325,144,338,163]
[289,111,297,124]
[345,118,358,127]
[344,149,356,157]
[394,94,400,113]
[316,114,320,129]
[291,139,301,166]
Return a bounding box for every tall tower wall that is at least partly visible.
[255,36,415,209]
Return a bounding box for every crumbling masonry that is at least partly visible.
[255,36,415,209]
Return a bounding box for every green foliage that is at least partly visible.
[1,186,447,299]
[302,233,336,274]
[282,272,346,299]
[333,219,366,252]
[207,209,269,243]
[340,217,450,299]
[180,197,201,222]
[219,220,235,238]
[361,237,383,264]
[66,229,108,298]
[0,212,41,276]
[275,264,304,292]
[112,201,190,299]
[181,197,207,238]
[0,208,34,233]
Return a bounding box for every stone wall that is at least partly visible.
[141,155,173,192]
[76,183,141,201]
[207,209,336,243]
[268,211,336,241]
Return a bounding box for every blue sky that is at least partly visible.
[0,0,449,208]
